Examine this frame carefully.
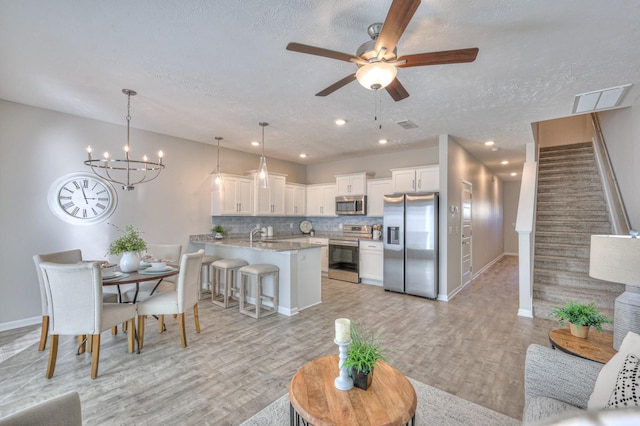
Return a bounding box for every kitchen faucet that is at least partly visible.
[249,226,264,243]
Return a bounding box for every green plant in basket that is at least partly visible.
[549,301,612,333]
[106,224,147,255]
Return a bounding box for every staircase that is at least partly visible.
[533,142,624,326]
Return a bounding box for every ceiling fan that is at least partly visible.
[286,0,479,101]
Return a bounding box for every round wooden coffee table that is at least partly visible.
[289,354,417,426]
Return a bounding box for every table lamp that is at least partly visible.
[589,234,640,350]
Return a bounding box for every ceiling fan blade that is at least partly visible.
[385,78,409,102]
[315,74,357,97]
[374,0,421,55]
[397,48,479,68]
[287,42,360,63]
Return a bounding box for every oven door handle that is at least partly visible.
[329,240,359,247]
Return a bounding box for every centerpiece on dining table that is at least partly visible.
[107,224,147,272]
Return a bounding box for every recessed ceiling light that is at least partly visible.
[484,141,495,146]
[491,147,499,152]
[501,160,509,165]
[379,139,388,144]
[335,119,347,126]
[510,172,517,176]
[299,153,307,158]
[251,141,260,146]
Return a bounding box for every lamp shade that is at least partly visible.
[356,62,397,90]
[589,235,640,286]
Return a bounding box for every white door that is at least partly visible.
[461,181,473,288]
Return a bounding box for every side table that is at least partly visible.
[548,328,617,364]
[289,354,416,426]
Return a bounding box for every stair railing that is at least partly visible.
[590,113,631,235]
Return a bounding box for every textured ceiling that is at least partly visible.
[1,0,639,181]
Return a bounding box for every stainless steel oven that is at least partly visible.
[328,225,372,283]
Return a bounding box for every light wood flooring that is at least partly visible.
[0,256,554,424]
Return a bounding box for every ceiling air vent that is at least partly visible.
[395,119,418,130]
[572,84,632,114]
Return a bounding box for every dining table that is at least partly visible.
[102,266,180,303]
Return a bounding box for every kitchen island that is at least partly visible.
[189,235,323,316]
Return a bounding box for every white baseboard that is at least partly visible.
[518,308,533,318]
[472,253,504,280]
[0,316,41,332]
[503,252,518,256]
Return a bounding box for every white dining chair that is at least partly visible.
[33,249,118,350]
[39,261,137,379]
[137,249,204,349]
[120,243,182,303]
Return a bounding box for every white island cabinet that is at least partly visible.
[189,236,322,315]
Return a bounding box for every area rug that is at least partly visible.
[240,377,519,425]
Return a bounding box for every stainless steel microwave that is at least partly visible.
[335,195,367,215]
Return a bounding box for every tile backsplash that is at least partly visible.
[211,215,383,236]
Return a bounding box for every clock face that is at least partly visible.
[48,172,117,225]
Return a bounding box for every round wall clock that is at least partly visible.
[47,172,118,225]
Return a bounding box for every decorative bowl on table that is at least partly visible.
[150,261,167,270]
[101,263,118,278]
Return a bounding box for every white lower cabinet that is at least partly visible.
[359,240,383,285]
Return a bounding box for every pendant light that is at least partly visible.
[213,136,223,192]
[85,89,165,191]
[258,122,269,189]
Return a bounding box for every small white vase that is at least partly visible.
[119,251,140,273]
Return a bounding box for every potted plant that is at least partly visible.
[212,225,227,239]
[342,324,386,390]
[549,301,612,338]
[107,225,147,272]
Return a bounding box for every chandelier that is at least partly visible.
[258,122,269,189]
[85,89,165,191]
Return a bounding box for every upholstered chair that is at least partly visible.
[137,249,204,349]
[33,249,82,351]
[39,262,137,379]
[0,391,82,426]
[120,243,182,303]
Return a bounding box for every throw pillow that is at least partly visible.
[588,331,640,409]
[607,353,640,408]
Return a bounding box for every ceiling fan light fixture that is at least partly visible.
[356,62,397,90]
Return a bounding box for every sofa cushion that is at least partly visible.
[523,396,583,424]
[588,331,640,409]
[606,353,640,408]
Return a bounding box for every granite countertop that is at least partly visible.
[189,234,326,252]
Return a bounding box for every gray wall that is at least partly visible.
[0,100,304,329]
[598,106,640,230]
[306,145,440,183]
[503,180,521,254]
[440,135,504,299]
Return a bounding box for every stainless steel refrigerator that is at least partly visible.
[383,193,438,298]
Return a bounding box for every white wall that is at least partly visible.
[503,180,521,254]
[598,106,640,230]
[440,135,504,299]
[0,100,304,328]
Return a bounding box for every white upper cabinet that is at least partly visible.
[366,178,392,217]
[306,184,337,216]
[253,173,286,215]
[285,183,306,216]
[211,174,253,216]
[335,172,368,196]
[391,165,439,193]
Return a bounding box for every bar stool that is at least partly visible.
[211,259,248,308]
[239,264,279,319]
[198,255,219,300]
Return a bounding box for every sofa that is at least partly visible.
[0,391,81,426]
[524,342,640,425]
